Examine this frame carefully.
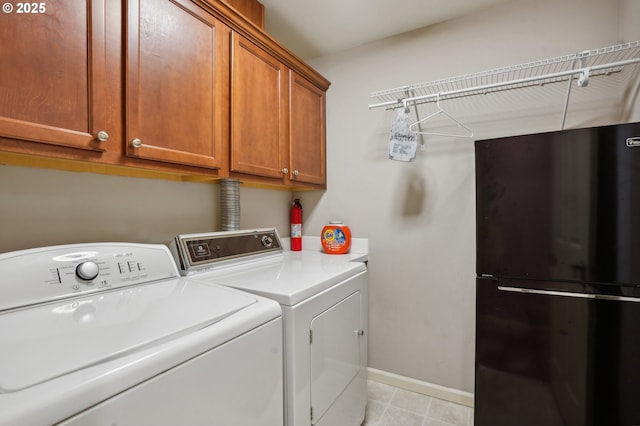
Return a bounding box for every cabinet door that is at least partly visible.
[0,0,108,151]
[230,34,288,179]
[126,0,229,169]
[289,71,326,186]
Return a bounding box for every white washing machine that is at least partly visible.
[0,242,283,426]
[172,229,369,426]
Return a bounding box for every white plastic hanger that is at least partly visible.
[408,93,474,138]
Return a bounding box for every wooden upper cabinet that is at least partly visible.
[289,71,326,186]
[0,0,108,151]
[230,33,288,179]
[0,0,329,186]
[126,0,230,169]
[219,0,264,28]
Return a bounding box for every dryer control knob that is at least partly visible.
[261,235,274,247]
[76,261,100,281]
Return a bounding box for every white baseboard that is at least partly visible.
[367,367,475,408]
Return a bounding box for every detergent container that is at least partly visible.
[321,221,352,254]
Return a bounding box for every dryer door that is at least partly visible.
[310,291,362,424]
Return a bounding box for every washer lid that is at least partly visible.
[211,251,367,305]
[0,279,256,392]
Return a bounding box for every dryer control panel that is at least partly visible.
[0,243,179,312]
[173,228,282,274]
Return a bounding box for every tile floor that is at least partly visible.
[364,380,474,426]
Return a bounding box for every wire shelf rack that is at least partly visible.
[369,40,640,111]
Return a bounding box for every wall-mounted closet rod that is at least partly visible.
[370,57,640,110]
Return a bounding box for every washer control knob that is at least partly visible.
[261,235,274,247]
[76,261,100,281]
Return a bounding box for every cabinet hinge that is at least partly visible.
[309,330,313,344]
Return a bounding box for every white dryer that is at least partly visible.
[172,229,369,426]
[0,242,283,426]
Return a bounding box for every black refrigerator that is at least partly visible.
[474,121,640,426]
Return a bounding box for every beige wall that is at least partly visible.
[0,165,291,252]
[621,0,640,44]
[0,0,637,396]
[303,0,637,393]
[620,0,640,122]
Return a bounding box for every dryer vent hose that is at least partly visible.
[220,179,240,231]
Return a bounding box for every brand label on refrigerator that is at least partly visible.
[626,137,640,147]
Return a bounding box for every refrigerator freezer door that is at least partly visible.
[475,121,640,285]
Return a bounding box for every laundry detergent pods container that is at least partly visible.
[321,221,352,254]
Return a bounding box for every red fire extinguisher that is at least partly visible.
[290,198,303,251]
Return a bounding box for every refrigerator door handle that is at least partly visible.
[497,286,640,303]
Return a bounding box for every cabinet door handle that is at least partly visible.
[131,138,142,148]
[96,131,109,142]
[353,329,365,337]
[292,169,299,177]
[282,168,289,175]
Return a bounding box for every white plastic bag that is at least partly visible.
[389,109,417,162]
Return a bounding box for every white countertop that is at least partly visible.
[281,236,369,262]
[187,236,369,306]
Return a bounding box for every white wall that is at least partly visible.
[303,0,637,393]
[0,165,291,252]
